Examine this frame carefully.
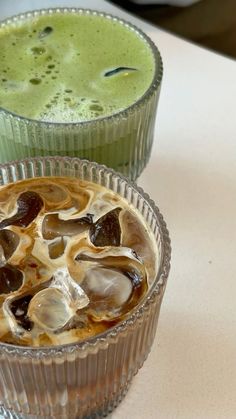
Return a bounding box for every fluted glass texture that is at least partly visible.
[0,157,171,418]
[0,8,163,180]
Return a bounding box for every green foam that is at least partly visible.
[0,12,155,122]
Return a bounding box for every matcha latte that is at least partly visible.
[0,9,162,179]
[0,13,154,122]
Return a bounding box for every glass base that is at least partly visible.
[0,382,130,418]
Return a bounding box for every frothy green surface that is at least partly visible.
[0,12,155,122]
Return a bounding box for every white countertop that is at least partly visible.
[1,1,236,418]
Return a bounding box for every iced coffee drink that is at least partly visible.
[0,157,170,419]
[0,176,157,347]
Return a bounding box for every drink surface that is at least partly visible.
[0,177,157,347]
[0,12,155,122]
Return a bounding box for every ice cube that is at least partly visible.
[84,267,132,305]
[50,267,89,309]
[39,26,53,39]
[48,237,66,259]
[75,245,141,264]
[82,267,134,321]
[104,67,137,77]
[28,266,90,331]
[0,229,19,261]
[0,191,43,229]
[0,264,23,294]
[42,213,93,239]
[89,208,121,247]
[75,245,146,285]
[75,244,148,321]
[28,288,74,331]
[120,209,157,281]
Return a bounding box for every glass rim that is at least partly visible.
[0,7,163,127]
[0,156,170,355]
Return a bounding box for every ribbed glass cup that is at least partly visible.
[0,157,170,419]
[0,8,163,181]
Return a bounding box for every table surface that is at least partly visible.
[1,1,236,418]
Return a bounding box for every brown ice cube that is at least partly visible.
[7,229,33,266]
[0,229,19,261]
[120,209,157,280]
[89,208,121,247]
[42,213,93,240]
[48,237,66,259]
[0,264,23,294]
[0,191,43,229]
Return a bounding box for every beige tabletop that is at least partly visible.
[1,1,236,418]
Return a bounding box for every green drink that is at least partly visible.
[0,9,162,179]
[0,13,154,122]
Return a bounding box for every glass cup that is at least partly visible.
[0,156,171,418]
[0,8,163,181]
